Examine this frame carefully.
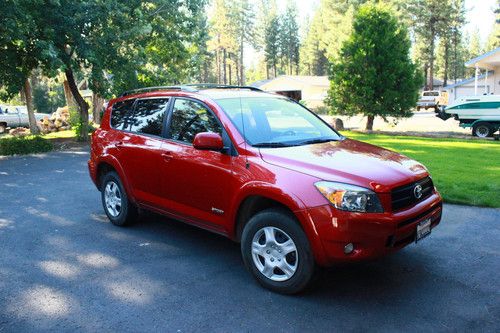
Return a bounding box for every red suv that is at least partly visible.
[89,85,442,294]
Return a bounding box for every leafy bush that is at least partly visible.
[68,107,96,141]
[312,105,330,115]
[0,136,53,156]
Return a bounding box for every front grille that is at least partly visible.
[391,176,434,211]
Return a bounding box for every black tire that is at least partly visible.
[101,171,138,226]
[0,124,6,134]
[472,122,493,138]
[241,208,316,294]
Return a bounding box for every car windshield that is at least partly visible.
[216,97,341,147]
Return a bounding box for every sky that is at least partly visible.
[464,0,497,43]
[289,0,497,42]
[245,0,498,68]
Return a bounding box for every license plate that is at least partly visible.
[416,218,431,242]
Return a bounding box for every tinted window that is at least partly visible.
[169,99,221,144]
[111,99,135,129]
[126,98,169,136]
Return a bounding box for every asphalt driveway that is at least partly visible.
[0,149,499,332]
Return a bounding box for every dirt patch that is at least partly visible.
[50,138,90,151]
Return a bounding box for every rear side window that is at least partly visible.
[126,98,169,136]
[110,99,135,129]
[169,99,221,144]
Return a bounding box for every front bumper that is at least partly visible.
[301,192,443,266]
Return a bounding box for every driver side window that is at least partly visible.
[169,99,221,144]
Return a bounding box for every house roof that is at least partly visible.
[249,79,271,88]
[250,75,329,92]
[443,72,491,89]
[465,46,500,70]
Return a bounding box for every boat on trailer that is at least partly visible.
[437,95,500,137]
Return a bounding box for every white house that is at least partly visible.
[444,47,500,104]
[250,75,330,108]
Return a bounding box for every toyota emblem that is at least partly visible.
[414,184,423,199]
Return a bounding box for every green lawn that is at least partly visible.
[42,130,77,139]
[342,131,500,208]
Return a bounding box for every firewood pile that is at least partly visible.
[39,106,72,133]
[9,127,31,137]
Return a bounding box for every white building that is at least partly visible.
[251,76,330,108]
[444,47,500,104]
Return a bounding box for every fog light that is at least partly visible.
[344,243,354,254]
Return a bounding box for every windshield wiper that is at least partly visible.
[252,142,296,148]
[298,137,338,145]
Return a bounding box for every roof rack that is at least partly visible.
[183,83,263,92]
[119,85,197,97]
[119,83,262,97]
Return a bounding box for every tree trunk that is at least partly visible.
[453,31,458,83]
[443,41,449,87]
[92,92,104,125]
[240,36,244,85]
[65,68,89,142]
[215,49,220,84]
[428,27,436,90]
[423,64,429,90]
[223,49,227,85]
[366,115,374,131]
[24,78,40,135]
[63,79,77,109]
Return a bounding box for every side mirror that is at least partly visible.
[193,132,224,151]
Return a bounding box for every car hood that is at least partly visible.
[259,138,428,192]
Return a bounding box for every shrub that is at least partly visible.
[0,136,53,156]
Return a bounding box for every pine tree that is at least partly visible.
[486,0,500,50]
[406,0,455,89]
[279,1,300,75]
[327,3,421,130]
[265,16,281,78]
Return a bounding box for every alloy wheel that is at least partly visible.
[251,226,298,282]
[104,181,122,217]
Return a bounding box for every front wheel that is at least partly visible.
[101,171,137,226]
[241,209,316,294]
[472,122,493,138]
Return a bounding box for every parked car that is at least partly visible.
[88,85,443,294]
[0,105,46,133]
[416,90,448,111]
[437,95,500,137]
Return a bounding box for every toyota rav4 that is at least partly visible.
[88,84,443,294]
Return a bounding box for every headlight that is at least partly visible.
[314,181,383,213]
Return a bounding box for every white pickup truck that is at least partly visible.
[0,105,46,134]
[416,90,448,111]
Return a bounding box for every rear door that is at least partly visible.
[159,97,234,229]
[117,97,170,207]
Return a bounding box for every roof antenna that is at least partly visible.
[238,89,250,169]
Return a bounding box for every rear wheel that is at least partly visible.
[101,171,137,226]
[472,122,493,138]
[0,123,6,134]
[241,208,315,294]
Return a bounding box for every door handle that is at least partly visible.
[161,152,173,161]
